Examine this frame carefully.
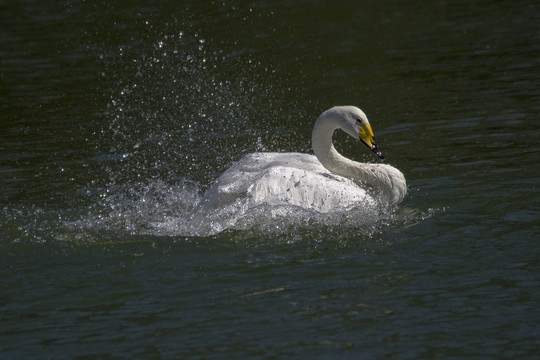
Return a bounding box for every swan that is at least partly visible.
[193,106,406,223]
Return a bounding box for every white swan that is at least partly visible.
[194,106,406,222]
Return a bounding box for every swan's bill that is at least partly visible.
[370,140,385,159]
[359,123,385,159]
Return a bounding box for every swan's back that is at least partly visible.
[196,152,374,213]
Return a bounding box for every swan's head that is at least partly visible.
[332,106,385,159]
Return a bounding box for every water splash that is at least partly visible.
[96,28,295,190]
[72,176,434,239]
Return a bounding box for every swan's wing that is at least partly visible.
[196,153,321,210]
[212,152,322,194]
[198,152,374,213]
[247,166,373,213]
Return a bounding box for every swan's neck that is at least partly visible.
[312,115,376,185]
[311,112,406,205]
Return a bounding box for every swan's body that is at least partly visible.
[194,106,406,221]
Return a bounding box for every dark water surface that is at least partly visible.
[2,0,539,358]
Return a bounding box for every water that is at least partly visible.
[1,0,539,358]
